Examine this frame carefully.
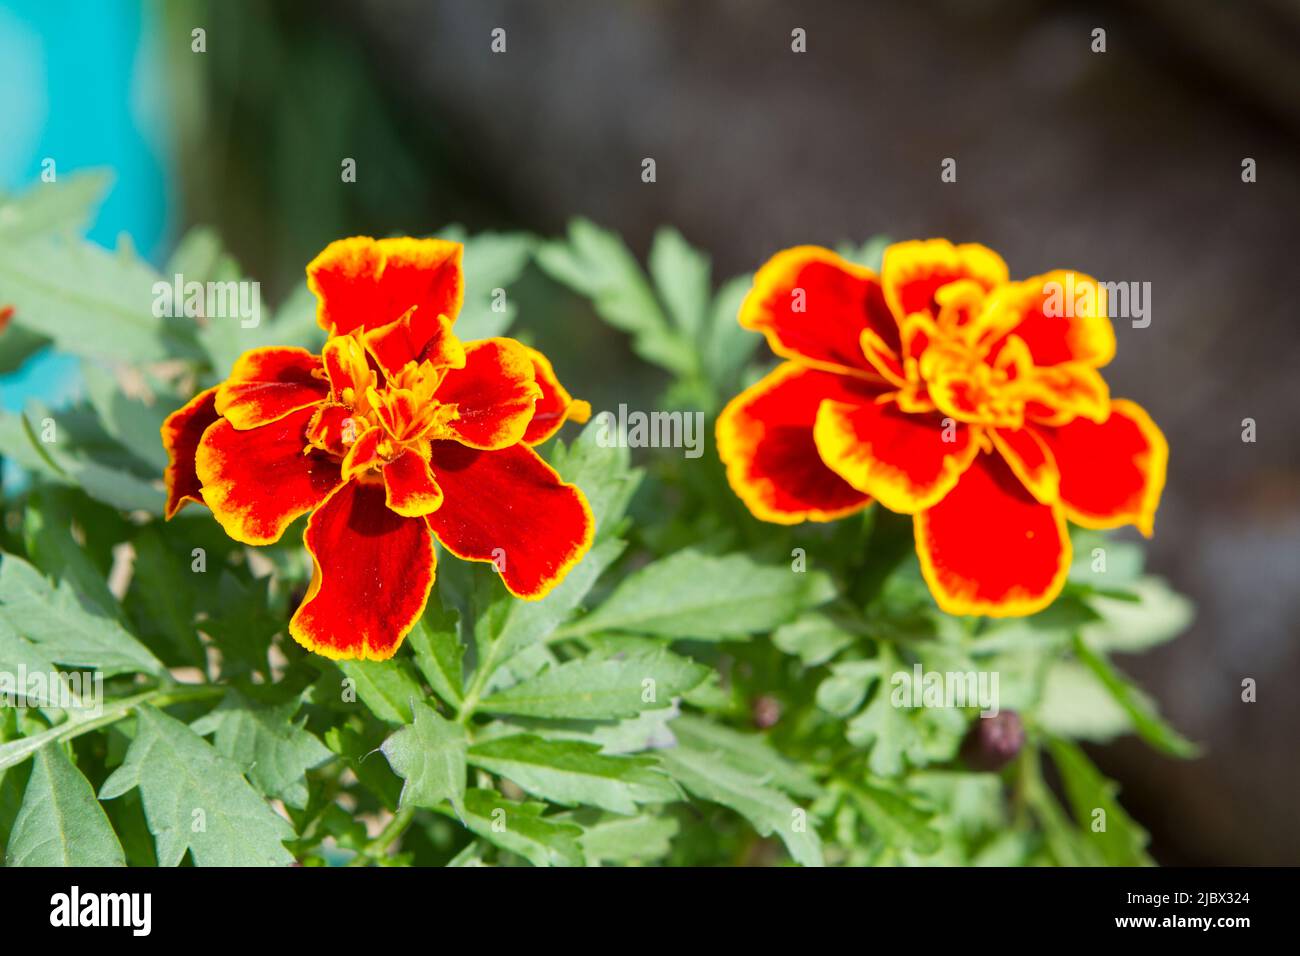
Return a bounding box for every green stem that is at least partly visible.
[347,805,417,866]
[0,682,224,772]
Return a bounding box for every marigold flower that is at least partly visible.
[163,237,594,660]
[717,240,1167,617]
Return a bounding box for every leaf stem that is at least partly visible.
[0,682,223,772]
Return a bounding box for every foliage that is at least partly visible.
[0,176,1194,866]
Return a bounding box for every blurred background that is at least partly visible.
[1,0,1297,864]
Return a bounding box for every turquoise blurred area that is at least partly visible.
[0,0,173,412]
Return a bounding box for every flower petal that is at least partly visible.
[322,333,378,402]
[980,272,1116,368]
[363,308,465,380]
[426,441,593,600]
[740,246,899,374]
[813,398,979,513]
[161,386,220,519]
[214,347,329,430]
[990,426,1060,505]
[289,480,435,661]
[716,363,877,524]
[434,338,543,450]
[914,450,1071,617]
[522,346,592,445]
[1023,362,1110,425]
[881,239,1008,323]
[306,236,464,336]
[384,448,444,517]
[1032,399,1167,536]
[195,407,344,545]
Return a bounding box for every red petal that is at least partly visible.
[915,450,1071,617]
[289,480,435,661]
[813,399,979,513]
[740,246,899,374]
[522,346,591,445]
[434,338,543,450]
[363,308,465,379]
[306,236,464,336]
[195,407,343,544]
[426,441,593,600]
[715,362,876,524]
[384,449,444,517]
[215,347,329,430]
[1032,399,1167,536]
[991,426,1060,504]
[340,426,384,481]
[161,386,220,519]
[980,272,1115,368]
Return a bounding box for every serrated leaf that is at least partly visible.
[125,527,204,666]
[0,553,164,677]
[648,226,710,340]
[459,787,584,867]
[658,744,823,866]
[536,219,693,375]
[1081,578,1194,654]
[5,744,125,866]
[380,700,467,815]
[406,607,465,708]
[467,735,676,814]
[1072,634,1198,757]
[851,781,941,855]
[99,706,294,866]
[335,658,424,724]
[1046,736,1152,866]
[479,650,708,720]
[773,612,855,667]
[669,715,820,799]
[0,170,111,243]
[191,693,332,808]
[0,236,199,362]
[549,418,643,538]
[1037,660,1133,743]
[577,812,678,864]
[569,549,834,640]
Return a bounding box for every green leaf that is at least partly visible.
[1036,660,1133,743]
[380,700,467,815]
[459,787,584,867]
[335,658,425,724]
[1072,634,1198,757]
[1046,736,1152,866]
[22,486,120,619]
[479,650,708,720]
[191,693,333,809]
[125,527,205,666]
[773,612,855,667]
[0,236,199,362]
[648,226,710,341]
[1081,578,1194,654]
[0,170,111,243]
[548,417,643,537]
[577,812,678,864]
[669,715,820,799]
[536,219,693,376]
[567,549,834,640]
[851,781,942,855]
[0,553,164,677]
[99,706,295,866]
[658,744,823,867]
[5,744,125,866]
[467,735,676,814]
[700,273,759,392]
[406,607,465,708]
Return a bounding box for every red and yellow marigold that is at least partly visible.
[717,239,1167,617]
[163,237,593,660]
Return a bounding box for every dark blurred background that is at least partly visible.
[4,0,1298,863]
